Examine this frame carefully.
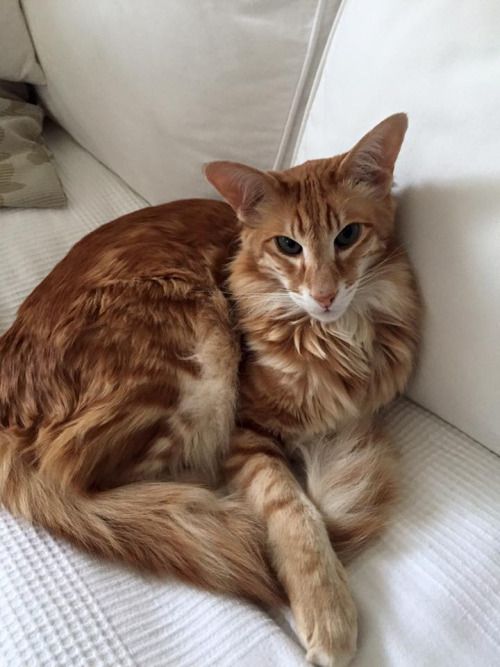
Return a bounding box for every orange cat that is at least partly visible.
[0,114,420,666]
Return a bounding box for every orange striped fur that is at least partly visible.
[0,115,420,666]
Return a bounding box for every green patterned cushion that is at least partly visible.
[0,83,65,208]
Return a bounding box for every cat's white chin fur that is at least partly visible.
[289,283,358,323]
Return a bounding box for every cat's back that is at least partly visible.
[19,198,238,320]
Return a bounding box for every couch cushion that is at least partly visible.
[21,0,341,205]
[352,399,500,666]
[0,0,44,83]
[297,0,500,454]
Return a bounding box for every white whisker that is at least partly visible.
[357,247,404,288]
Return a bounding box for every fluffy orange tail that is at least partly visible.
[1,445,282,607]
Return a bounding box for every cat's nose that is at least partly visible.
[312,291,336,309]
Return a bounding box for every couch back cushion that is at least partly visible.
[298,0,500,453]
[0,0,44,83]
[21,0,341,204]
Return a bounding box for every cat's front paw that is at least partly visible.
[291,560,358,667]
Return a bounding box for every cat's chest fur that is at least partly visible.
[239,314,379,439]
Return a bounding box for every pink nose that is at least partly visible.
[312,292,336,309]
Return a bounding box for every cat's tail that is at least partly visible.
[0,442,283,608]
[304,422,398,562]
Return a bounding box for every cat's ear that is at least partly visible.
[338,113,408,194]
[204,161,277,223]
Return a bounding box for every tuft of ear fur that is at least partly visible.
[204,161,277,224]
[339,113,408,194]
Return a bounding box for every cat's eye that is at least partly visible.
[334,223,361,249]
[275,236,303,256]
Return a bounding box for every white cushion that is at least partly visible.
[297,0,500,454]
[0,0,44,83]
[21,0,341,205]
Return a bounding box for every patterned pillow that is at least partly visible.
[0,83,65,208]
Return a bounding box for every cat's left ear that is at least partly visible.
[339,113,408,194]
[204,161,278,224]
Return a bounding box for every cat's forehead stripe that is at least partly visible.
[295,206,306,237]
[294,174,340,236]
[305,176,322,225]
[326,204,340,232]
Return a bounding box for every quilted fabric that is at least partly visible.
[351,401,500,666]
[1,124,499,666]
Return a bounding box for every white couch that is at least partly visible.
[1,2,499,666]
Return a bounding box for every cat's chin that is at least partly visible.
[308,310,345,324]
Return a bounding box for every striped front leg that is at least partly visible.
[225,428,358,667]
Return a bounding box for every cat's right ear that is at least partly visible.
[338,113,408,195]
[204,161,277,224]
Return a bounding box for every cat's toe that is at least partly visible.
[292,570,358,667]
[306,646,355,667]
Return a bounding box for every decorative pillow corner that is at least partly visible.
[0,83,66,208]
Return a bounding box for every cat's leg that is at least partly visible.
[225,428,357,667]
[302,419,398,562]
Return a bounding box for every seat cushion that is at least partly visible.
[1,125,499,666]
[352,401,500,666]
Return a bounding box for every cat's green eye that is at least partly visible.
[275,236,303,256]
[334,223,361,249]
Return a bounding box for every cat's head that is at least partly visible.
[205,113,407,324]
